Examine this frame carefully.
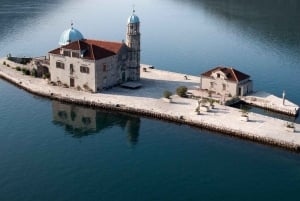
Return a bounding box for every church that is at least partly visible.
[48,10,141,92]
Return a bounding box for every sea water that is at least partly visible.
[0,0,300,200]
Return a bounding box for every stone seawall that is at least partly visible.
[242,93,299,117]
[1,60,300,152]
[0,72,299,151]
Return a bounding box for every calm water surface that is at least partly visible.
[0,0,300,200]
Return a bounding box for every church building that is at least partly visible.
[48,10,141,92]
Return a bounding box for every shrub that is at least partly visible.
[208,98,215,106]
[49,81,57,86]
[3,61,6,65]
[240,105,250,117]
[83,83,91,91]
[163,90,172,99]
[31,69,37,77]
[286,122,295,128]
[43,72,50,79]
[76,86,81,91]
[6,64,10,67]
[22,68,30,75]
[176,86,188,97]
[83,83,88,89]
[16,66,21,71]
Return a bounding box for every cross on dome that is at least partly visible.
[127,7,140,24]
[58,23,84,46]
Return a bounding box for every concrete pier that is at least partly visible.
[1,58,300,151]
[241,91,299,116]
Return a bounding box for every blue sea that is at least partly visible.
[0,0,300,200]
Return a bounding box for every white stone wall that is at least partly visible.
[49,44,135,92]
[95,56,119,91]
[49,53,96,92]
[201,76,253,96]
[238,80,253,96]
[201,76,238,96]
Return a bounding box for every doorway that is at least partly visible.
[238,87,242,96]
[122,72,126,82]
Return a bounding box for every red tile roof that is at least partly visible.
[49,39,125,60]
[201,66,250,82]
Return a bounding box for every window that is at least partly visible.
[56,61,65,69]
[63,51,71,57]
[103,64,107,72]
[72,52,79,58]
[80,66,89,74]
[217,73,220,78]
[210,82,214,88]
[223,84,226,91]
[70,64,74,74]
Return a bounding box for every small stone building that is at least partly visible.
[200,67,253,96]
[48,10,141,92]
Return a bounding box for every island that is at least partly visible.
[0,9,299,151]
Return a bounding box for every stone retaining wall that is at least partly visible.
[1,71,300,152]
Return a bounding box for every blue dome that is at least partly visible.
[127,14,140,24]
[59,27,84,46]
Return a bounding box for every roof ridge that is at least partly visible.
[77,40,81,51]
[90,44,95,60]
[230,67,239,82]
[86,39,122,44]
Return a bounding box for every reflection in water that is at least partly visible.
[173,0,300,53]
[52,101,140,144]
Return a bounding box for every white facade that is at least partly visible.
[49,52,96,91]
[200,67,253,97]
[48,11,141,93]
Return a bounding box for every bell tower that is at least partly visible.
[126,9,141,81]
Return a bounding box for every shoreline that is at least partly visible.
[1,59,300,152]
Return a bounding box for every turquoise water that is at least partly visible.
[1,0,300,200]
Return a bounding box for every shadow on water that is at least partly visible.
[171,0,300,55]
[51,101,141,145]
[231,101,299,123]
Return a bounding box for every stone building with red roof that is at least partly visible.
[48,10,141,92]
[200,67,253,97]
